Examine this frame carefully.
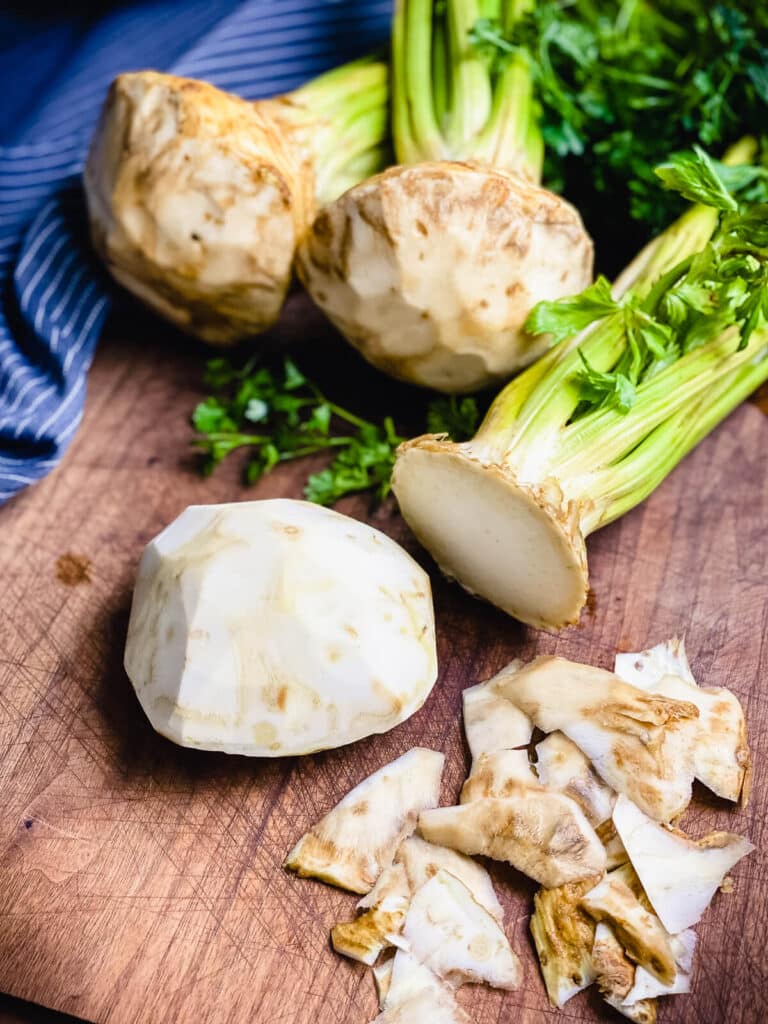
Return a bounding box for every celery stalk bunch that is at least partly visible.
[393,141,768,628]
[85,59,389,344]
[298,0,593,394]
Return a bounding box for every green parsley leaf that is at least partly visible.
[525,276,619,343]
[426,396,480,441]
[577,350,636,412]
[654,147,738,212]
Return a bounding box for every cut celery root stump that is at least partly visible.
[392,440,588,629]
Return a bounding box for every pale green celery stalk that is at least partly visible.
[392,0,540,176]
[282,56,391,204]
[443,0,494,154]
[583,331,768,527]
[392,161,767,629]
[475,134,762,483]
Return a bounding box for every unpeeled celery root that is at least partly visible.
[392,140,767,624]
[298,0,593,393]
[85,59,389,342]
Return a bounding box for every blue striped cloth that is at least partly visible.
[0,1,391,504]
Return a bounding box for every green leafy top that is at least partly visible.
[525,147,768,413]
[470,1,768,258]
[192,360,481,505]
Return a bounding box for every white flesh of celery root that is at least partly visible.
[124,500,438,758]
[612,795,754,933]
[395,869,521,990]
[372,951,469,1024]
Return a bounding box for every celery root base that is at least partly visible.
[392,438,589,629]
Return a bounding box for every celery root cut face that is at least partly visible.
[124,500,438,758]
[493,656,699,821]
[529,879,598,1007]
[85,61,389,343]
[419,790,606,888]
[612,795,755,933]
[299,163,593,393]
[397,869,521,990]
[615,639,751,804]
[284,747,444,894]
[392,442,589,628]
[462,663,530,761]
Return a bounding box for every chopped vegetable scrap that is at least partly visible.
[285,638,753,1022]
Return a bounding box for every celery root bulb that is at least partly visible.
[298,162,594,393]
[124,500,438,755]
[392,438,588,628]
[85,72,310,343]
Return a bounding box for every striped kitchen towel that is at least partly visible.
[0,0,391,504]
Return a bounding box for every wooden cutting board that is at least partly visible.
[0,300,766,1024]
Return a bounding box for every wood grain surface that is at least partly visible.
[0,299,766,1024]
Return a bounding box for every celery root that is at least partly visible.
[393,140,768,624]
[298,0,593,392]
[85,59,389,342]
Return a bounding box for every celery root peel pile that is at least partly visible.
[285,639,753,1022]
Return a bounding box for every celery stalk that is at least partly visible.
[392,0,541,176]
[392,143,768,627]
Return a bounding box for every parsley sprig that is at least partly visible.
[525,147,768,413]
[192,359,479,504]
[470,1,768,259]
